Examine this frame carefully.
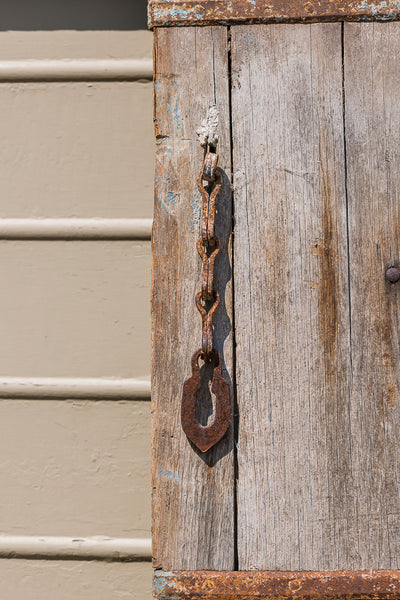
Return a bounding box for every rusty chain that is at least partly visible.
[181,150,231,453]
[196,151,222,358]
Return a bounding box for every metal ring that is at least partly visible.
[202,152,219,181]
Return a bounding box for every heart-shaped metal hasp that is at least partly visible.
[181,349,231,452]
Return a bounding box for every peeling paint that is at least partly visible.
[152,5,205,22]
[153,571,173,599]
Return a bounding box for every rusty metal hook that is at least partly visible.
[181,349,231,452]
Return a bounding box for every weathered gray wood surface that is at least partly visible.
[151,27,234,570]
[344,22,400,569]
[231,24,353,570]
[153,21,400,574]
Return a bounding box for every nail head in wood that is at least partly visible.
[386,267,400,283]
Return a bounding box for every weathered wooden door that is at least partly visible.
[150,2,400,596]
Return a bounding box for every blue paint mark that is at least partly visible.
[354,0,400,11]
[166,147,172,157]
[353,0,400,12]
[157,197,167,214]
[243,31,258,48]
[167,191,176,205]
[153,6,204,22]
[156,468,180,482]
[169,7,204,19]
[158,191,177,214]
[166,102,171,113]
[173,100,182,130]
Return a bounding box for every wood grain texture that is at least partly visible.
[151,27,234,570]
[231,24,353,570]
[344,22,400,568]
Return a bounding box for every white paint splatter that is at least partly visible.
[196,105,219,148]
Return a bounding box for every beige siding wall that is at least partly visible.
[0,561,152,600]
[0,25,153,600]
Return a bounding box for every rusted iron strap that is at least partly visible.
[154,570,400,600]
[148,0,400,28]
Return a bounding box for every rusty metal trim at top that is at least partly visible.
[148,0,400,28]
[154,570,400,599]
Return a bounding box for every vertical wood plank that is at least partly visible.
[151,27,234,570]
[231,24,352,570]
[344,22,400,569]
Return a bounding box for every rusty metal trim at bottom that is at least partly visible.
[148,0,400,28]
[153,570,400,599]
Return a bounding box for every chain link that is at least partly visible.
[196,151,222,359]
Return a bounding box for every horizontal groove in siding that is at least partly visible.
[0,536,151,561]
[0,59,153,81]
[0,377,151,400]
[0,218,152,240]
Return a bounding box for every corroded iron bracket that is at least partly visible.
[154,570,400,599]
[148,0,400,28]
